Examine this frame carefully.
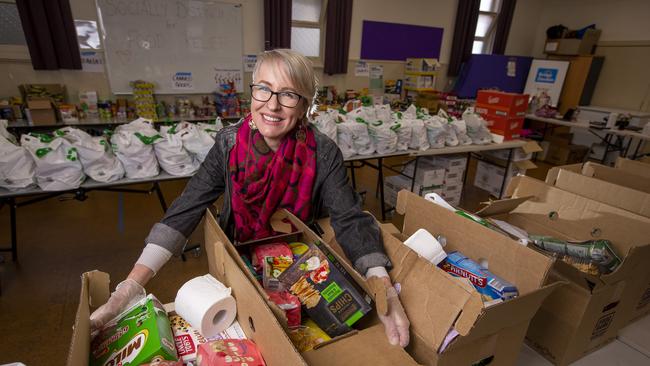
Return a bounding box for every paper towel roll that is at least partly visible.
[174,274,237,338]
[404,228,447,265]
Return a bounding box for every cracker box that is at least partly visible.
[278,242,372,338]
[90,294,177,366]
[170,314,207,364]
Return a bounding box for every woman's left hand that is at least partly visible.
[367,274,410,348]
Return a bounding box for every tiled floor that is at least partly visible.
[0,158,647,365]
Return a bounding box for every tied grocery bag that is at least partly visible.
[56,127,125,183]
[390,112,413,151]
[20,132,85,191]
[310,109,339,142]
[155,122,200,176]
[180,122,218,163]
[111,118,161,178]
[0,120,35,190]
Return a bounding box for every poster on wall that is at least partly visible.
[355,61,369,77]
[81,51,105,72]
[524,59,570,107]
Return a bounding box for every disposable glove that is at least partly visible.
[368,275,410,347]
[89,278,146,335]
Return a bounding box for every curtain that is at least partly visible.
[264,0,292,50]
[15,0,81,70]
[324,0,353,75]
[492,0,517,55]
[447,0,480,77]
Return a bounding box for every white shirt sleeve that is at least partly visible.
[365,266,389,279]
[135,243,173,275]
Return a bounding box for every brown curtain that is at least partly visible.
[447,0,480,77]
[15,0,81,70]
[492,0,517,55]
[264,0,292,50]
[324,0,353,75]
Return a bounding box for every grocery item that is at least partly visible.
[170,314,208,364]
[529,235,621,274]
[288,319,332,352]
[20,132,85,190]
[196,339,265,366]
[288,242,309,260]
[251,243,292,272]
[266,290,301,328]
[90,294,178,366]
[175,275,237,339]
[439,251,518,303]
[262,255,293,291]
[403,228,447,265]
[278,242,372,337]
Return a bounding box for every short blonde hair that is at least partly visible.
[252,49,319,117]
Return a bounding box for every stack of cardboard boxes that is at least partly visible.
[475,90,528,142]
[540,132,590,165]
[473,142,541,198]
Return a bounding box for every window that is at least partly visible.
[0,0,26,46]
[472,0,501,54]
[291,0,325,59]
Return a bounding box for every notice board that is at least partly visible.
[360,20,443,61]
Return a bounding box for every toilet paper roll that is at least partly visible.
[404,228,447,265]
[174,274,237,338]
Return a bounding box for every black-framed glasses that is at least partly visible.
[250,84,303,108]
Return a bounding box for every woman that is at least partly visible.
[90,49,410,347]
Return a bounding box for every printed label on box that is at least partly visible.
[590,312,615,340]
[636,284,650,310]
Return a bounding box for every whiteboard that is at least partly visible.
[96,0,243,94]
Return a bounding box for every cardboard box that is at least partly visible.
[26,98,57,125]
[68,212,421,366]
[402,160,446,187]
[476,90,529,116]
[19,83,67,104]
[424,154,468,176]
[483,141,543,162]
[579,162,650,193]
[442,170,464,185]
[546,132,574,146]
[478,176,650,364]
[544,29,601,56]
[474,104,526,119]
[546,162,650,217]
[384,174,442,207]
[473,160,536,198]
[405,74,437,91]
[615,157,650,180]
[544,143,589,165]
[490,130,522,143]
[386,190,559,365]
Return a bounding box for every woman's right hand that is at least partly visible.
[89,278,146,334]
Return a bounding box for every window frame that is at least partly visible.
[473,0,501,54]
[291,0,327,64]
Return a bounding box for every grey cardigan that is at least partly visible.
[145,121,392,274]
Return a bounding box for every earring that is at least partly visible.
[248,118,257,130]
[296,120,307,142]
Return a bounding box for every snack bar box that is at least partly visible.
[319,190,560,366]
[476,90,529,117]
[476,175,650,365]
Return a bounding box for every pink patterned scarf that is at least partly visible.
[228,114,317,241]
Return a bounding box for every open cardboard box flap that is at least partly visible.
[497,176,650,285]
[547,166,650,218]
[581,162,650,193]
[204,209,419,365]
[615,157,650,180]
[522,140,543,154]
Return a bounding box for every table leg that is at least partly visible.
[10,198,17,262]
[378,157,386,222]
[153,182,168,212]
[498,149,514,199]
[410,156,420,192]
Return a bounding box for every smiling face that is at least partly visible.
[251,59,307,151]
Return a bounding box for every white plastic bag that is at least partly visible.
[0,120,35,190]
[375,104,393,122]
[180,123,216,163]
[311,109,338,142]
[368,120,397,155]
[451,119,473,145]
[111,118,161,178]
[20,133,85,191]
[424,117,447,149]
[57,127,125,183]
[436,110,459,147]
[463,108,492,145]
[390,114,413,151]
[154,123,200,176]
[337,117,375,158]
[335,121,357,159]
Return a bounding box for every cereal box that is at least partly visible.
[277,242,372,337]
[90,294,178,366]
